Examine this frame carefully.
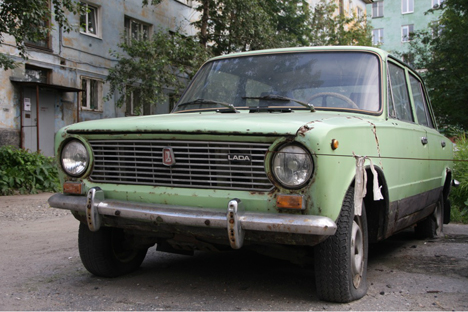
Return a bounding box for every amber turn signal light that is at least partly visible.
[331,139,339,150]
[276,194,305,210]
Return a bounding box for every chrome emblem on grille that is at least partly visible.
[228,154,251,163]
[162,147,176,166]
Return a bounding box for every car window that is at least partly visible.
[409,74,433,128]
[388,63,414,122]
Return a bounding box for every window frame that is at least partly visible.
[372,28,384,45]
[401,24,414,42]
[402,0,414,14]
[25,0,52,50]
[387,61,414,123]
[408,73,434,128]
[125,87,142,116]
[124,16,152,43]
[81,77,103,111]
[372,1,384,18]
[80,2,101,38]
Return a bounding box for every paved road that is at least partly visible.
[1,193,468,310]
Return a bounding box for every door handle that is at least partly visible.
[421,137,428,145]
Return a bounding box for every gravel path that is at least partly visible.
[1,193,468,311]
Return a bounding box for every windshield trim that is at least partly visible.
[174,50,384,116]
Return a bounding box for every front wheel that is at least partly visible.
[78,223,148,278]
[314,187,368,303]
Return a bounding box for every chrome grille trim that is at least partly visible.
[89,140,273,191]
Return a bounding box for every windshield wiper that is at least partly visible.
[177,98,239,113]
[242,95,315,112]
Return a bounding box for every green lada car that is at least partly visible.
[49,46,455,303]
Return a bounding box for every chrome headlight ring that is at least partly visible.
[61,139,89,177]
[272,144,313,189]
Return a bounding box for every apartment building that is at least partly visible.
[0,0,198,156]
[368,0,444,55]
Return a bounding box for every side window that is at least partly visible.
[409,74,433,128]
[388,63,413,122]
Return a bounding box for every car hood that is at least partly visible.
[65,111,370,136]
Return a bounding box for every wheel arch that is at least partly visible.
[443,168,452,201]
[361,165,389,244]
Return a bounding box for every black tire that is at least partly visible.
[314,187,368,303]
[415,199,444,239]
[78,223,148,278]
[443,199,451,224]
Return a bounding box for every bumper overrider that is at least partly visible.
[48,187,337,249]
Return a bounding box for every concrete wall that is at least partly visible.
[0,0,199,149]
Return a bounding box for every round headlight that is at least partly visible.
[272,144,313,188]
[61,140,89,177]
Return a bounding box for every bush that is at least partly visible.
[450,133,468,223]
[0,146,60,195]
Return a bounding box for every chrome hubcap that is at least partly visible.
[351,217,364,288]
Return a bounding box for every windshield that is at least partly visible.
[175,51,381,113]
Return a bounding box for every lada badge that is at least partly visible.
[228,154,251,163]
[162,147,176,166]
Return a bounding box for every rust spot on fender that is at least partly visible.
[297,122,316,137]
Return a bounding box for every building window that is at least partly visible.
[372,1,384,18]
[402,0,414,14]
[124,17,151,42]
[126,88,142,115]
[81,78,102,111]
[372,28,384,45]
[80,3,100,37]
[401,24,414,42]
[25,1,51,49]
[25,65,50,83]
[432,0,445,8]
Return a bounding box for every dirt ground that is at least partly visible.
[1,192,468,311]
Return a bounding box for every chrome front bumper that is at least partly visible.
[48,187,337,249]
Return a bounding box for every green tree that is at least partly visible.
[105,29,209,115]
[193,0,372,56]
[405,0,468,128]
[107,0,372,114]
[308,0,372,46]
[0,0,84,70]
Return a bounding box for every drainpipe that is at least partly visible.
[36,85,40,153]
[19,87,24,149]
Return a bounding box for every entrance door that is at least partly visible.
[22,88,56,157]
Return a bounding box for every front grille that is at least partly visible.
[89,140,273,191]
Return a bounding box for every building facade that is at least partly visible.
[368,0,444,55]
[308,0,373,18]
[0,0,198,156]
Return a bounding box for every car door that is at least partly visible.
[408,72,450,193]
[385,61,430,228]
